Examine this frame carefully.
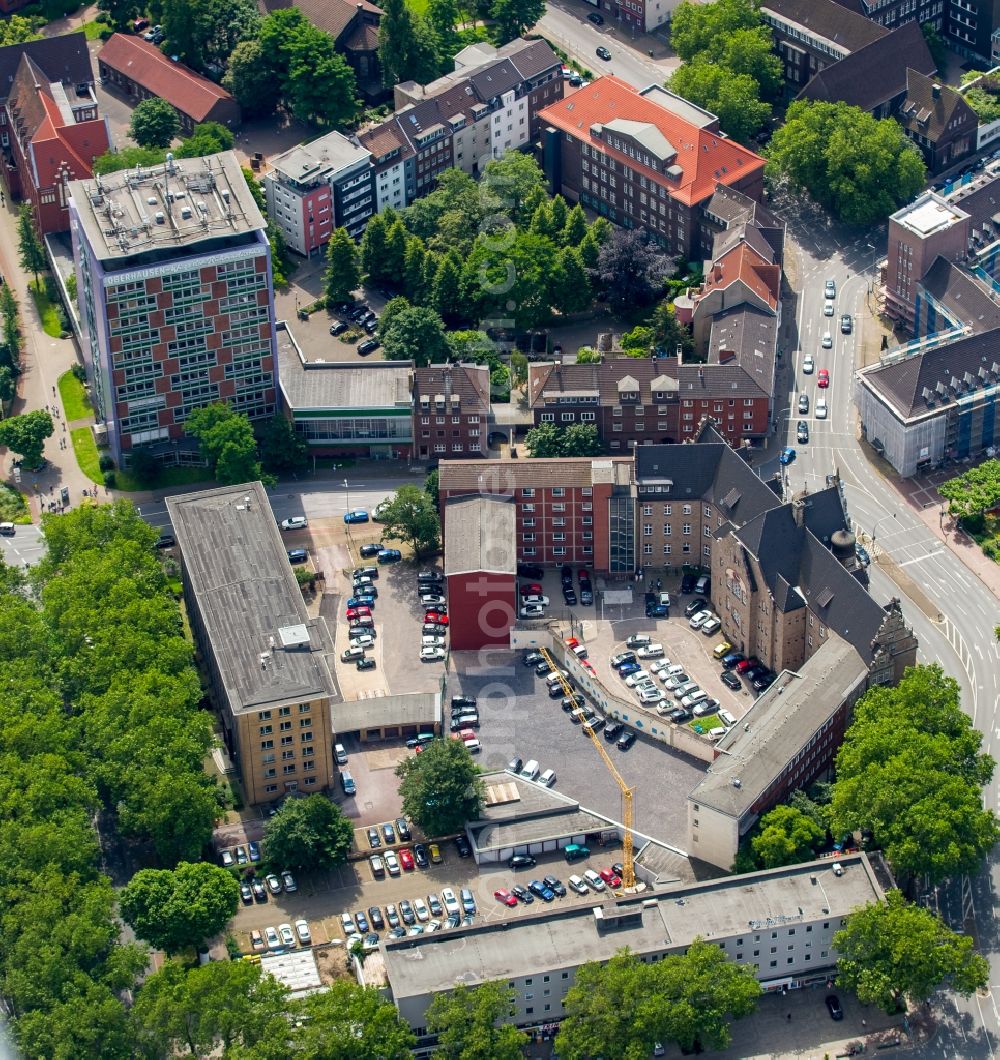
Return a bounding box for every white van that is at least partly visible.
[539,768,556,787]
[520,759,540,781]
[718,708,736,727]
[583,869,606,891]
[694,574,710,596]
[568,874,589,894]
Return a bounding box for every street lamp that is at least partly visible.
[343,478,350,513]
[872,512,896,545]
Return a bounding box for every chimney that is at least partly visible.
[792,496,807,528]
[698,367,704,383]
[932,83,941,99]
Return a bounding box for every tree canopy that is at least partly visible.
[128,98,181,149]
[120,862,240,954]
[324,227,361,305]
[525,421,602,458]
[751,804,825,868]
[396,737,485,837]
[376,484,441,559]
[380,303,451,366]
[17,202,46,284]
[161,0,259,73]
[262,793,354,873]
[378,0,442,86]
[593,228,673,311]
[426,981,528,1059]
[834,890,988,1011]
[767,99,926,224]
[556,942,761,1057]
[0,409,52,468]
[490,0,544,45]
[185,402,270,486]
[831,664,1000,884]
[939,459,1000,520]
[0,15,40,48]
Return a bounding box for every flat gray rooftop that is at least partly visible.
[688,635,867,820]
[69,150,265,263]
[167,481,338,714]
[277,340,413,412]
[384,853,883,1000]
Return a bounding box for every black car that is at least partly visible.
[524,651,545,667]
[155,533,175,549]
[535,660,554,677]
[617,730,637,751]
[562,694,585,710]
[367,827,381,848]
[563,589,578,606]
[752,673,775,692]
[413,843,429,868]
[382,822,396,844]
[797,421,809,444]
[856,544,871,567]
[418,570,443,583]
[587,10,604,22]
[455,834,472,857]
[368,906,385,931]
[680,573,696,594]
[746,664,768,681]
[840,314,852,334]
[399,900,415,925]
[825,995,844,1021]
[511,884,534,904]
[354,566,379,580]
[508,756,523,774]
[560,565,573,585]
[720,670,742,691]
[358,338,380,356]
[517,563,544,579]
[549,682,568,699]
[240,882,253,904]
[684,597,708,618]
[580,589,594,605]
[251,877,267,902]
[669,707,692,723]
[287,548,308,564]
[543,875,567,897]
[611,653,637,670]
[356,657,376,671]
[452,696,476,712]
[359,543,382,558]
[604,721,622,742]
[509,854,536,870]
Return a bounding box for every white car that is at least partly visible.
[638,687,664,704]
[413,898,430,922]
[519,605,545,619]
[662,671,689,689]
[637,643,664,659]
[802,353,815,374]
[421,646,446,661]
[824,300,834,316]
[339,913,357,936]
[441,888,461,917]
[689,609,713,629]
[294,919,311,944]
[815,396,828,419]
[821,333,832,349]
[522,595,550,606]
[278,923,296,948]
[624,669,651,687]
[420,594,446,606]
[280,516,307,531]
[384,850,400,876]
[421,634,446,646]
[265,926,282,949]
[349,633,375,650]
[701,617,722,636]
[650,659,672,674]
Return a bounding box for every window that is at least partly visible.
[643,524,652,536]
[682,523,691,535]
[299,704,311,713]
[643,543,652,554]
[663,543,671,554]
[523,504,535,512]
[259,725,272,735]
[683,505,691,514]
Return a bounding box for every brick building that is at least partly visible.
[539,78,766,260]
[169,481,340,808]
[438,456,635,574]
[97,35,241,134]
[0,34,109,234]
[264,131,374,256]
[68,151,277,466]
[412,363,491,460]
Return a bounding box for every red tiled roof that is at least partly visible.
[97,35,236,123]
[702,242,780,311]
[538,76,765,207]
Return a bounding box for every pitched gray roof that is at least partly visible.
[0,32,94,103]
[761,0,888,53]
[920,257,1000,335]
[897,69,977,142]
[444,495,516,576]
[702,306,778,397]
[499,37,561,80]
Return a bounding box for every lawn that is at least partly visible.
[70,426,211,491]
[71,426,102,483]
[29,280,64,339]
[77,20,106,40]
[0,483,31,524]
[58,370,92,421]
[688,714,725,735]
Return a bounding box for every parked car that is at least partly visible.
[377,548,402,564]
[529,879,556,901]
[358,338,380,355]
[344,509,370,524]
[359,543,381,558]
[587,10,604,21]
[617,730,637,751]
[421,646,446,661]
[494,887,517,907]
[251,877,267,902]
[721,670,742,690]
[825,995,844,1021]
[544,875,567,897]
[689,610,713,629]
[684,597,708,618]
[265,873,283,895]
[280,516,307,531]
[286,548,307,564]
[509,854,537,870]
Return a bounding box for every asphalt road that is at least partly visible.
[765,190,1000,1057]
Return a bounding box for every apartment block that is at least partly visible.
[68,151,277,465]
[377,852,887,1042]
[412,363,491,459]
[0,34,110,235]
[167,481,340,807]
[539,79,766,261]
[264,131,374,256]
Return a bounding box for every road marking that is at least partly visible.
[897,549,945,566]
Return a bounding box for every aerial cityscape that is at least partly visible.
[1,0,1000,1056]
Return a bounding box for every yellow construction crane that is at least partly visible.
[539,646,636,889]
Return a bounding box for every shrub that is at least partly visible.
[71,362,86,383]
[102,470,116,489]
[98,454,114,472]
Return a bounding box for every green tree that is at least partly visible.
[131,958,291,1056]
[120,862,240,954]
[98,0,140,31]
[0,15,40,48]
[490,0,544,43]
[481,152,546,224]
[651,300,693,359]
[92,145,168,175]
[427,0,460,42]
[751,804,825,867]
[186,402,268,486]
[384,218,409,281]
[668,63,771,143]
[259,415,308,474]
[831,664,1000,884]
[670,0,760,62]
[426,981,527,1060]
[121,772,218,865]
[558,943,761,1058]
[462,230,555,330]
[404,237,430,301]
[16,203,46,285]
[284,26,359,127]
[396,737,484,836]
[425,467,440,512]
[262,793,354,873]
[128,97,181,149]
[162,0,259,72]
[767,100,926,224]
[939,459,1000,520]
[834,890,988,1012]
[594,227,671,311]
[376,484,441,558]
[524,421,602,458]
[224,38,281,119]
[0,282,21,372]
[550,246,592,314]
[175,120,235,158]
[290,981,416,1057]
[324,227,361,305]
[0,409,52,467]
[360,211,390,285]
[431,250,466,323]
[563,202,588,247]
[381,305,450,366]
[922,21,948,74]
[378,0,442,86]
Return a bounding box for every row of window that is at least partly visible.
[642,542,710,556]
[263,778,317,793]
[521,545,592,556]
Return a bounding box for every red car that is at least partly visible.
[398,848,415,871]
[424,611,449,626]
[494,888,518,907]
[736,656,760,674]
[565,636,580,648]
[599,867,622,887]
[345,606,371,620]
[817,368,830,388]
[458,728,477,742]
[520,582,543,596]
[582,659,597,674]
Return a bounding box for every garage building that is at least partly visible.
[444,495,517,652]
